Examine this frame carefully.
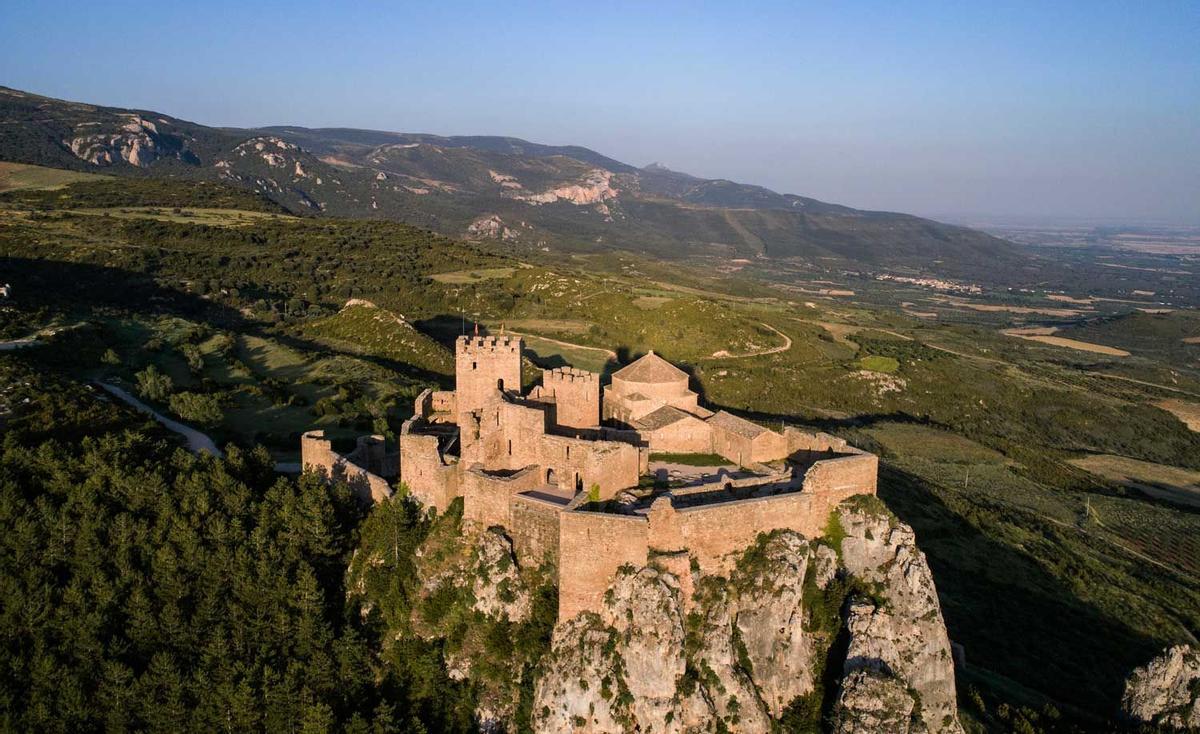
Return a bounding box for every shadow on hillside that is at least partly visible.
[417,315,626,379]
[877,463,1164,719]
[702,400,937,434]
[0,256,452,386]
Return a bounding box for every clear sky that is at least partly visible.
[2,1,1197,224]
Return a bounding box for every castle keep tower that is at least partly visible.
[541,367,600,430]
[456,334,523,418]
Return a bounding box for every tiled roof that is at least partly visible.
[612,351,688,384]
[633,405,700,431]
[707,410,770,439]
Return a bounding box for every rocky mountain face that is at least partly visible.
[0,85,1019,275]
[1121,644,1200,730]
[416,496,959,734]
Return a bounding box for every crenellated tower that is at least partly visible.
[541,366,600,430]
[455,334,523,420]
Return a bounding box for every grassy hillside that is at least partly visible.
[0,161,108,192]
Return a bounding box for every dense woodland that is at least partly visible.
[0,358,492,732]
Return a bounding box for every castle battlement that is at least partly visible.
[456,334,522,354]
[543,366,599,385]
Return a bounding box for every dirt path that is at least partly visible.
[793,318,913,344]
[505,330,618,360]
[98,383,224,457]
[0,336,39,351]
[99,382,299,472]
[712,322,793,359]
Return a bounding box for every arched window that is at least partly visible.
[546,468,557,485]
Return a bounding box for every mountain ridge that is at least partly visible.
[0,84,1019,273]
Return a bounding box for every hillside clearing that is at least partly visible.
[1156,399,1200,432]
[429,267,519,284]
[1070,454,1200,509]
[65,206,290,227]
[0,161,107,191]
[1002,328,1130,356]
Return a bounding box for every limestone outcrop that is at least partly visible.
[835,498,963,734]
[1121,644,1200,729]
[68,115,195,167]
[532,497,962,733]
[470,527,531,623]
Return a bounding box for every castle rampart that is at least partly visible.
[301,430,394,505]
[398,420,460,512]
[510,492,564,568]
[462,463,542,529]
[555,448,876,621]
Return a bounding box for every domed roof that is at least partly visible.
[611,351,688,384]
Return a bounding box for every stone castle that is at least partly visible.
[302,333,877,621]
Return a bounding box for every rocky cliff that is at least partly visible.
[531,496,963,733]
[372,494,962,733]
[1121,644,1200,730]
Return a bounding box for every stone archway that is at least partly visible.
[546,468,557,486]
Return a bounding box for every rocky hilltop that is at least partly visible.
[533,498,961,734]
[358,495,963,733]
[1122,644,1200,730]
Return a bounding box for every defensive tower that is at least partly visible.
[456,334,523,419]
[541,366,601,430]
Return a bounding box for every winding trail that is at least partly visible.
[99,383,305,472]
[711,322,793,359]
[505,330,618,361]
[98,383,224,457]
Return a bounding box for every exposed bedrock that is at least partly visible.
[530,497,962,733]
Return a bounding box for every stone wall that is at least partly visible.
[462,463,541,529]
[413,388,457,423]
[398,421,460,512]
[542,367,600,430]
[540,434,641,499]
[557,511,649,621]
[785,428,850,454]
[301,430,393,505]
[467,392,642,499]
[555,451,878,621]
[510,493,564,569]
[801,453,878,495]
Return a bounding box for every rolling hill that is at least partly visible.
[0,85,1019,274]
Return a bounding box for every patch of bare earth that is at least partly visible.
[1156,399,1200,432]
[1001,327,1130,356]
[1070,454,1200,509]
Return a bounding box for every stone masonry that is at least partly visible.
[306,335,879,622]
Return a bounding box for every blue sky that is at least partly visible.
[2,1,1197,224]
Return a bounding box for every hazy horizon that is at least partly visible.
[2,1,1196,225]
